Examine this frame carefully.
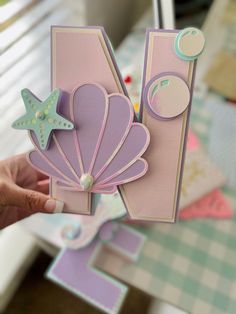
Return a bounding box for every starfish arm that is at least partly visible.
[46,90,74,130]
[13,88,74,150]
[21,89,41,112]
[53,113,74,130]
[43,88,61,110]
[12,113,35,130]
[35,124,50,150]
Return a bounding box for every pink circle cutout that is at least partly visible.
[147,75,190,119]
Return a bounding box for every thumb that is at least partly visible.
[2,183,64,213]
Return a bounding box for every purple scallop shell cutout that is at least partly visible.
[28,83,150,194]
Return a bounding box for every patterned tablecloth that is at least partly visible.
[92,25,236,314]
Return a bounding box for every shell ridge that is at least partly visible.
[57,183,115,194]
[98,158,148,187]
[73,83,109,177]
[88,93,109,175]
[28,129,79,186]
[94,123,150,186]
[53,134,81,183]
[73,129,85,174]
[94,156,142,187]
[93,94,134,181]
[27,150,65,184]
[70,89,85,175]
[28,149,79,188]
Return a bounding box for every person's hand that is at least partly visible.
[0,154,64,229]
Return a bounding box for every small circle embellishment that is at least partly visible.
[144,74,190,119]
[175,27,205,61]
[35,111,46,120]
[80,173,94,191]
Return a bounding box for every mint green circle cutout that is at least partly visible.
[175,27,205,61]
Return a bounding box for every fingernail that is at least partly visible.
[44,199,64,213]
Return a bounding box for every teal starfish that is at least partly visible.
[12,88,74,150]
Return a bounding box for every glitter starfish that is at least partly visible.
[12,88,74,150]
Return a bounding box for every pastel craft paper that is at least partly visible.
[25,26,149,215]
[13,26,204,222]
[119,28,205,222]
[47,224,146,314]
[27,83,149,214]
[179,189,233,220]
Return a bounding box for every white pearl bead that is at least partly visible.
[35,111,45,120]
[79,173,94,191]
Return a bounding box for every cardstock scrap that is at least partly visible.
[179,189,233,220]
[47,224,146,314]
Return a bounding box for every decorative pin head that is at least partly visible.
[35,111,46,120]
[80,173,94,191]
[12,88,74,150]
